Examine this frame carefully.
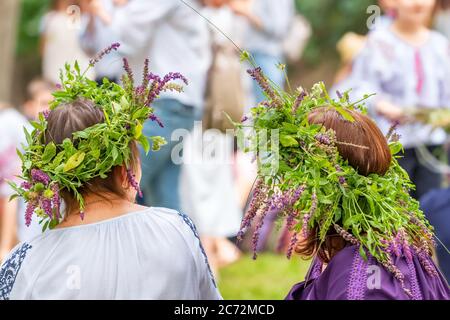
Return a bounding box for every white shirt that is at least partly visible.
[0,207,221,300]
[111,0,212,109]
[337,27,450,148]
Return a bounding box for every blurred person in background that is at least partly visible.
[229,0,295,103]
[79,0,127,84]
[181,0,246,276]
[0,102,28,262]
[341,0,450,200]
[40,0,95,84]
[23,78,55,120]
[85,0,212,212]
[434,0,450,39]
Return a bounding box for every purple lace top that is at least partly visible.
[286,245,450,300]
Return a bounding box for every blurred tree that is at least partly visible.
[296,0,376,64]
[0,0,21,103]
[17,0,51,56]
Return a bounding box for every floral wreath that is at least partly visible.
[235,62,440,297]
[9,43,187,231]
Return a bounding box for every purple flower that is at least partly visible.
[237,179,266,241]
[315,133,331,145]
[31,169,50,185]
[80,211,85,221]
[335,165,347,185]
[162,72,188,86]
[141,58,150,88]
[292,90,307,113]
[386,120,400,141]
[290,185,306,205]
[24,201,36,227]
[241,115,249,122]
[286,232,298,259]
[149,114,164,128]
[89,43,120,66]
[333,223,359,245]
[127,168,143,198]
[336,90,343,99]
[55,84,62,90]
[42,109,50,120]
[247,67,281,107]
[252,208,270,260]
[122,57,134,85]
[21,181,32,190]
[41,197,53,219]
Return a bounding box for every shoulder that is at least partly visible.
[428,30,450,56]
[147,207,201,242]
[0,243,33,300]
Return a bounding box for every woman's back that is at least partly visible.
[0,207,221,300]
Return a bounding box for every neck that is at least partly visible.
[393,19,424,35]
[57,193,145,229]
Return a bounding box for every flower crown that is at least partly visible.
[236,65,438,297]
[9,43,187,231]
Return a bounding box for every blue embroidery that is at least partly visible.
[176,212,217,288]
[0,243,32,300]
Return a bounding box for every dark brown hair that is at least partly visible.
[295,107,392,263]
[45,98,140,216]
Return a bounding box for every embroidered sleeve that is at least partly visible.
[0,243,32,300]
[175,211,217,289]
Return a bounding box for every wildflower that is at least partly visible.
[42,109,51,120]
[25,201,36,227]
[335,164,347,185]
[31,169,50,185]
[315,133,331,145]
[89,43,120,66]
[286,232,298,259]
[21,182,32,190]
[237,179,266,241]
[292,90,307,113]
[247,67,280,106]
[127,168,143,198]
[333,224,359,245]
[149,114,164,128]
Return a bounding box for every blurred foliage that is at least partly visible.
[17,0,51,55]
[296,0,376,64]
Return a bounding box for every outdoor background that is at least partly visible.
[0,0,376,299]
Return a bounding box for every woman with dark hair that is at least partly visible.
[0,51,221,300]
[236,64,449,299]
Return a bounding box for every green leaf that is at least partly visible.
[280,135,299,147]
[134,121,143,139]
[389,142,403,155]
[63,152,86,172]
[335,106,355,122]
[139,135,150,154]
[42,142,57,163]
[111,146,119,161]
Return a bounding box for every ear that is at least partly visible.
[116,166,129,189]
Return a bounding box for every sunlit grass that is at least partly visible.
[217,253,311,300]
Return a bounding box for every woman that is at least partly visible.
[237,64,449,299]
[0,48,220,300]
[343,0,450,200]
[286,107,450,300]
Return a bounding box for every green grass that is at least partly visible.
[217,253,311,300]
